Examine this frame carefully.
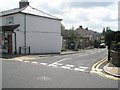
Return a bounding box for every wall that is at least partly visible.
[1,13,25,54]
[26,14,61,54]
[1,13,61,54]
[111,50,120,67]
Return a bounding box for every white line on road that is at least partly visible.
[48,64,58,67]
[40,63,47,65]
[61,66,71,69]
[53,63,63,66]
[79,66,88,69]
[97,69,103,71]
[23,61,29,63]
[32,61,38,64]
[74,68,85,72]
[55,57,72,63]
[65,64,74,67]
[90,70,95,74]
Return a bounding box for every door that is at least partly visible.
[8,34,12,53]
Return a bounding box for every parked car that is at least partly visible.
[100,43,106,48]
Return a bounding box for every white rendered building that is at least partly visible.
[0,0,62,54]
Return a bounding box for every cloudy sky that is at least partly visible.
[0,0,118,32]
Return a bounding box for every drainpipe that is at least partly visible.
[24,14,27,54]
[13,31,17,54]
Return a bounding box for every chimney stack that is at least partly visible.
[19,0,29,8]
[79,25,83,29]
[85,27,88,30]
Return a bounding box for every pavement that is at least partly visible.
[1,50,80,59]
[104,62,120,77]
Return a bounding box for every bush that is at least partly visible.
[61,49,67,51]
[115,31,120,42]
[111,41,120,51]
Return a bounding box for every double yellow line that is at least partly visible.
[92,56,120,80]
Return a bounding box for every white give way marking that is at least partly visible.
[54,57,72,63]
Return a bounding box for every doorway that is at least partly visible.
[2,32,13,54]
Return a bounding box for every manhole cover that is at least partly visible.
[36,76,51,81]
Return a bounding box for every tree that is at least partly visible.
[61,23,65,30]
[106,26,111,31]
[102,28,106,35]
[68,27,79,50]
[105,30,115,48]
[104,30,115,62]
[94,39,100,48]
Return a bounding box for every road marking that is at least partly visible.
[92,56,107,71]
[79,66,88,69]
[65,64,74,67]
[40,63,47,65]
[23,61,29,63]
[97,69,103,72]
[18,60,23,62]
[31,61,38,64]
[90,70,95,74]
[53,63,63,66]
[92,56,120,80]
[61,66,71,69]
[74,68,85,72]
[55,57,72,63]
[48,64,57,67]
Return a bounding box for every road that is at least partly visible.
[2,48,119,88]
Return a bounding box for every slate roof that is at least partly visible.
[76,27,99,38]
[1,6,62,21]
[61,29,70,38]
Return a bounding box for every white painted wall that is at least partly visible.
[26,15,61,53]
[14,14,25,53]
[1,13,61,54]
[1,14,25,54]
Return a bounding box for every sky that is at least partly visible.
[0,0,119,33]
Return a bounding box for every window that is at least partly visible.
[6,16,14,24]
